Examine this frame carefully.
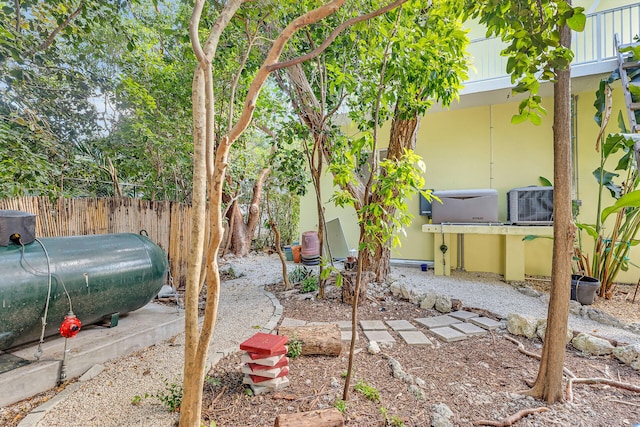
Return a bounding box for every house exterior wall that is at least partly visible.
[299,2,640,283]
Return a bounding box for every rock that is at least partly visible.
[379,340,394,350]
[330,377,340,388]
[407,288,420,304]
[451,298,463,311]
[409,384,425,400]
[568,300,582,315]
[612,344,640,370]
[626,322,640,334]
[420,291,437,309]
[506,313,539,339]
[400,284,411,300]
[517,287,542,298]
[368,341,381,355]
[571,333,614,355]
[431,403,454,427]
[390,282,402,298]
[586,308,623,327]
[434,295,452,313]
[536,320,573,344]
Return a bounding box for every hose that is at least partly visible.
[17,237,74,359]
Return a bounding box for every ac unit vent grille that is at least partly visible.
[507,186,553,225]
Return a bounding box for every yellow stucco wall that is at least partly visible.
[299,75,639,282]
[299,1,640,282]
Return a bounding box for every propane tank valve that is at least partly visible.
[59,313,82,338]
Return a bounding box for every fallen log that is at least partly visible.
[274,408,344,427]
[278,324,342,356]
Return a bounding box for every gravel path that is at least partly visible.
[24,254,639,426]
[30,254,283,427]
[390,265,640,345]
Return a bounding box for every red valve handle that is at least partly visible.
[59,314,82,338]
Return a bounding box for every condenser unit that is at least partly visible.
[507,186,553,225]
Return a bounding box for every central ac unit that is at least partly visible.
[507,186,553,225]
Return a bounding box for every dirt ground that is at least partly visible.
[2,274,639,427]
[201,280,640,427]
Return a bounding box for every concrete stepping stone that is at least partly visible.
[451,322,487,336]
[335,320,353,330]
[398,330,432,345]
[429,326,467,342]
[280,318,307,327]
[363,329,396,344]
[469,316,501,330]
[360,320,387,330]
[414,315,461,330]
[449,310,479,322]
[385,320,417,331]
[341,330,359,342]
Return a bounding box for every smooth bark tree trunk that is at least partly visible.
[225,166,270,256]
[526,18,575,404]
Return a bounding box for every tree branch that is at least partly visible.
[504,335,576,378]
[474,407,549,426]
[14,0,20,33]
[566,377,640,402]
[267,0,408,72]
[38,1,84,51]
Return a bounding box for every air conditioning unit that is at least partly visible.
[431,189,498,223]
[507,186,553,225]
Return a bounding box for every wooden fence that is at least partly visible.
[0,197,193,288]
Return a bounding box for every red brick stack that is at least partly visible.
[239,332,290,395]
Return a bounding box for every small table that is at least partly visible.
[422,224,554,282]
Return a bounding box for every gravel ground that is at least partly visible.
[388,266,640,345]
[28,254,282,427]
[18,253,640,426]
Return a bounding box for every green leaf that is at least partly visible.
[539,176,553,187]
[566,12,586,32]
[601,190,640,222]
[511,112,529,124]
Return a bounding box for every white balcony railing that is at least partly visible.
[464,3,640,92]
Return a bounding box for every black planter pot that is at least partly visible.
[571,274,600,305]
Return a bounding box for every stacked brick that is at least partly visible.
[239,332,290,395]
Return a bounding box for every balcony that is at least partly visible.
[463,2,640,95]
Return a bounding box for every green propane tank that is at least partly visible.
[0,233,167,351]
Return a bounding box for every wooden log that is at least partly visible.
[278,324,342,356]
[274,408,344,427]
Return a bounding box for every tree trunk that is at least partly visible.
[226,165,271,256]
[358,113,418,282]
[359,240,390,283]
[525,18,575,404]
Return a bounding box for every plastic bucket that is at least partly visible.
[571,274,600,305]
[292,245,302,263]
[284,245,293,261]
[301,231,320,257]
